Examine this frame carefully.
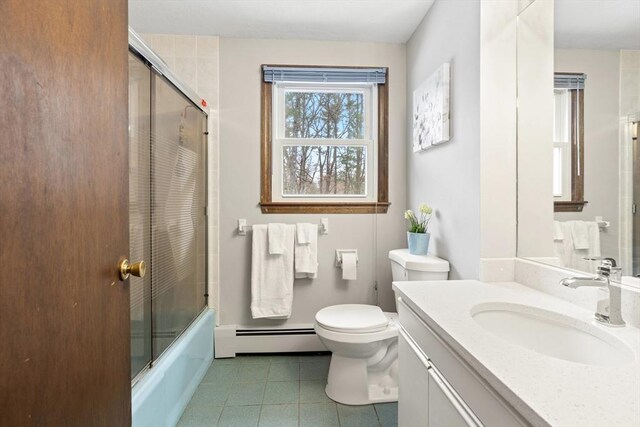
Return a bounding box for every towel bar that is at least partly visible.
[237,218,329,236]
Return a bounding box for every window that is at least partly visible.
[275,84,375,200]
[260,65,389,213]
[553,88,571,199]
[553,73,586,212]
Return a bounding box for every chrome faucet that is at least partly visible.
[560,258,625,327]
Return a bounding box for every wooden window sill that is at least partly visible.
[554,201,588,212]
[259,202,390,214]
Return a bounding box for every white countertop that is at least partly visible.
[392,280,640,427]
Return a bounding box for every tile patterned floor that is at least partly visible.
[178,353,398,427]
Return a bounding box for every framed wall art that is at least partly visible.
[413,62,450,152]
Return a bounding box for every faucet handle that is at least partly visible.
[597,263,612,277]
[584,256,617,267]
[594,259,623,279]
[584,257,619,277]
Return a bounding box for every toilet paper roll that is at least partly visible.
[341,252,357,280]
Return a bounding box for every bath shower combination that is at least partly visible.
[128,30,209,383]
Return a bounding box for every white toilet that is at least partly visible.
[314,249,449,405]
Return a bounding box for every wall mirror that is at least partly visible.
[517,0,640,285]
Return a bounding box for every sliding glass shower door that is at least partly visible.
[129,53,153,378]
[129,52,207,380]
[151,70,207,358]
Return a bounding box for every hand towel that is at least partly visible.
[586,221,601,258]
[553,221,573,268]
[251,224,295,319]
[570,221,590,250]
[556,221,602,272]
[268,223,287,255]
[295,223,318,279]
[296,222,314,244]
[577,222,602,274]
[553,221,564,241]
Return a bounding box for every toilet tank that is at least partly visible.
[389,249,449,282]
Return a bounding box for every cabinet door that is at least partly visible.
[428,366,481,427]
[398,330,430,427]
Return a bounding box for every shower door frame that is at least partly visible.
[633,121,639,276]
[129,29,208,117]
[128,28,209,385]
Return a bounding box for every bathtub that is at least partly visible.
[132,309,215,427]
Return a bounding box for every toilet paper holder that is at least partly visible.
[335,249,358,267]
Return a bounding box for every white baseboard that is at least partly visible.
[215,325,326,358]
[214,325,237,358]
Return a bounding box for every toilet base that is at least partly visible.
[324,353,399,405]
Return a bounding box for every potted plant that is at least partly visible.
[404,203,434,255]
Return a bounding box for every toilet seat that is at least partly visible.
[316,304,389,333]
[315,306,398,344]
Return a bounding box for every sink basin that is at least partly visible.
[471,302,635,366]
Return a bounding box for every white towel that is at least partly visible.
[553,222,571,268]
[553,221,601,273]
[295,223,318,279]
[553,221,564,241]
[570,221,590,250]
[296,222,314,244]
[268,223,287,255]
[586,222,601,258]
[251,224,295,319]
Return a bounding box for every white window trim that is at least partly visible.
[271,82,378,203]
[553,88,571,200]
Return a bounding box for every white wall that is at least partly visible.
[480,1,519,260]
[554,49,621,260]
[406,0,482,280]
[218,38,407,326]
[406,0,524,279]
[620,50,640,116]
[620,50,640,274]
[516,0,555,258]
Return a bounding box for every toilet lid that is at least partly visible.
[315,304,389,333]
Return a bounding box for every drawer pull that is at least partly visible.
[428,366,484,427]
[399,327,430,369]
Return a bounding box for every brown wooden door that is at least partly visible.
[0,0,131,425]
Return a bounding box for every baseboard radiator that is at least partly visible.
[215,325,326,358]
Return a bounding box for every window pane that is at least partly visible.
[553,89,570,143]
[283,146,367,195]
[285,91,365,139]
[553,146,563,197]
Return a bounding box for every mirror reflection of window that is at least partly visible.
[553,88,571,200]
[517,0,640,285]
[553,73,586,212]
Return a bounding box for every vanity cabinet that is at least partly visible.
[399,331,479,426]
[398,332,430,426]
[397,297,528,427]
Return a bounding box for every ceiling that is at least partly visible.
[128,0,435,44]
[555,0,640,50]
[130,0,640,49]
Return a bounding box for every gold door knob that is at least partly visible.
[119,259,146,281]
